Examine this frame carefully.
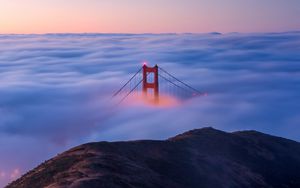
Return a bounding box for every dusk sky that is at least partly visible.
[0,0,300,33]
[1,0,300,187]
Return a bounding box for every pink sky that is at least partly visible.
[0,0,300,33]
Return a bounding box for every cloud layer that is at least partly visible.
[0,32,300,187]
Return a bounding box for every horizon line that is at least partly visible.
[0,30,300,36]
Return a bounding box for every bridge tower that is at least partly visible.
[142,64,159,103]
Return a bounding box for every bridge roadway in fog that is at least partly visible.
[112,64,206,104]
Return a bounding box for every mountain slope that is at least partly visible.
[6,127,300,188]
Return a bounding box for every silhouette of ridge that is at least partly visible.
[7,127,300,188]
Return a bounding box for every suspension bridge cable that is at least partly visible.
[159,67,202,94]
[117,78,144,105]
[158,73,190,94]
[112,65,205,105]
[112,67,142,98]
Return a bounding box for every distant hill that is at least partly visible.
[6,127,300,188]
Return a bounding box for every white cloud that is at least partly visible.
[0,32,300,187]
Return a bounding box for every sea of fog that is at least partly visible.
[0,32,300,187]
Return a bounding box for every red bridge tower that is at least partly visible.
[142,64,159,103]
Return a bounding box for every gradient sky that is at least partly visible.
[0,0,300,33]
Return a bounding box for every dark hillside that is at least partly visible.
[7,127,300,188]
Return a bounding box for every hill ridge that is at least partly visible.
[7,127,300,188]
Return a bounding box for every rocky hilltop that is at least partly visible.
[6,127,300,188]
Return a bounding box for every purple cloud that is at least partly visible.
[0,32,300,187]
